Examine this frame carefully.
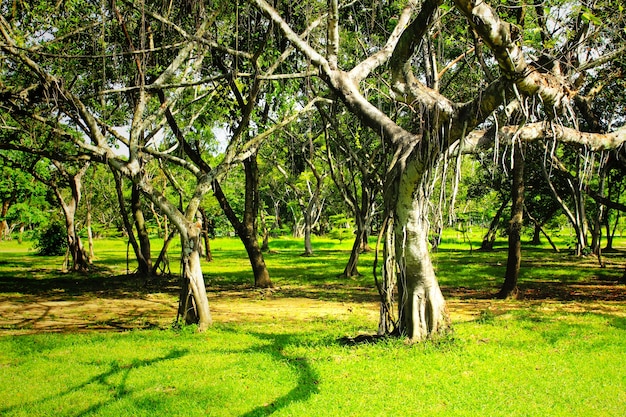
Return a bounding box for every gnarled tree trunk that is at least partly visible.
[393,159,450,341]
[53,162,90,272]
[178,224,212,331]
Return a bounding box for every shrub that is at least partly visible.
[35,222,67,256]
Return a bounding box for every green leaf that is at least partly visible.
[580,8,603,26]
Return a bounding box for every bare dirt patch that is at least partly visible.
[2,279,625,336]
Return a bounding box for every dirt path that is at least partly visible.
[1,283,624,336]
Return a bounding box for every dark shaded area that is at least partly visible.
[338,333,389,345]
[444,279,626,302]
[0,264,180,298]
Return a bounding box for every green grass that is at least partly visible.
[0,232,625,416]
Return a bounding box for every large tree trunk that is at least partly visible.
[53,163,90,272]
[393,159,450,342]
[178,226,212,331]
[63,213,89,272]
[498,143,525,299]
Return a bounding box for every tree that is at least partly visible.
[0,1,319,329]
[275,128,329,257]
[213,154,273,287]
[0,154,49,241]
[252,0,626,341]
[322,109,384,277]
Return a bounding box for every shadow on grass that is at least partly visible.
[0,254,183,298]
[0,347,189,416]
[206,328,321,417]
[436,246,626,301]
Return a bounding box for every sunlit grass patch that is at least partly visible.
[1,233,625,416]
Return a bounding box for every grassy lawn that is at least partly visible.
[0,232,625,416]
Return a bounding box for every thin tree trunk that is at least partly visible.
[479,199,507,251]
[0,199,12,240]
[542,156,587,255]
[302,211,314,256]
[527,213,559,252]
[198,207,213,262]
[17,223,24,244]
[85,169,95,261]
[342,227,364,277]
[132,185,153,276]
[531,223,541,245]
[153,231,177,274]
[113,171,152,275]
[86,199,95,261]
[212,155,273,288]
[591,166,607,257]
[260,207,270,252]
[498,143,524,299]
[604,211,618,251]
[376,216,397,336]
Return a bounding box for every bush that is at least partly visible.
[35,222,67,256]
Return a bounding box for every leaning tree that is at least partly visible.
[251,0,626,341]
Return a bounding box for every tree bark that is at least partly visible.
[394,159,450,342]
[178,226,212,331]
[498,143,525,299]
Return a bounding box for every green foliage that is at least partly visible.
[327,214,354,244]
[34,221,67,256]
